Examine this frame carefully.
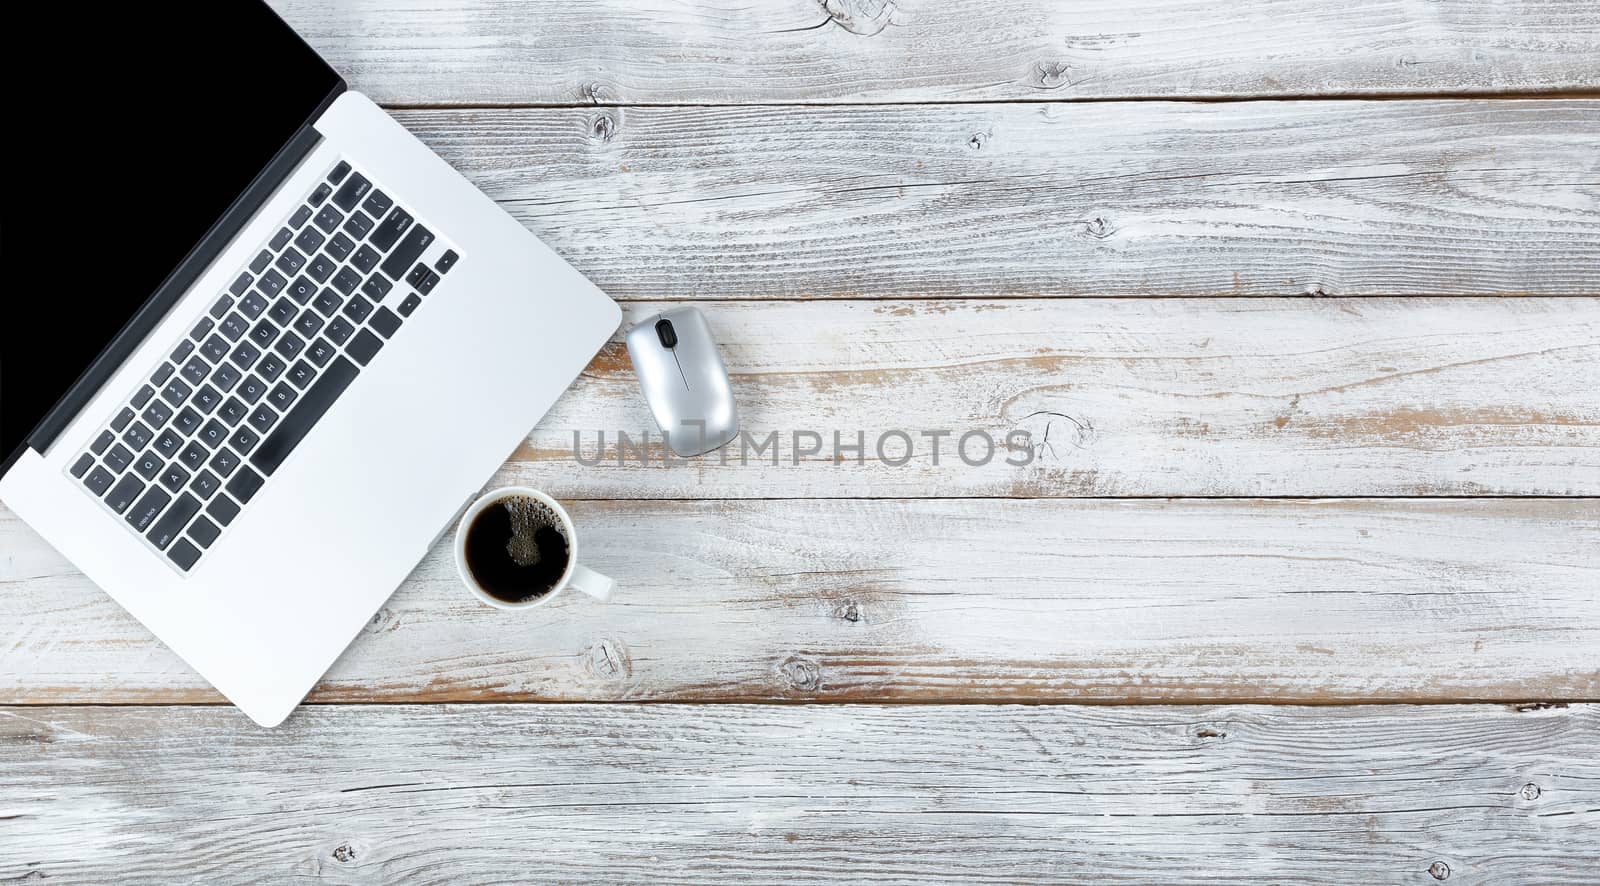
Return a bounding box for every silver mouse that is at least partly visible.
[625,306,739,457]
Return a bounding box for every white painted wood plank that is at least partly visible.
[504,298,1600,498]
[3,703,1596,883]
[269,0,1600,104]
[3,499,1596,703]
[394,100,1600,299]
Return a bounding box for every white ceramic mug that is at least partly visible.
[453,487,614,609]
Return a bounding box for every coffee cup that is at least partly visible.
[453,487,613,609]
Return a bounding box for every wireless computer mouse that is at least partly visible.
[625,307,739,457]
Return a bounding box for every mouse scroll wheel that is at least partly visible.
[655,318,678,349]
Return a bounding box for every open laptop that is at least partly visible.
[0,3,619,726]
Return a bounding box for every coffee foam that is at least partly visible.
[502,496,566,568]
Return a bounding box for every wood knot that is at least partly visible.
[1303,284,1332,297]
[834,601,861,622]
[585,638,632,681]
[332,844,357,864]
[1031,61,1073,90]
[1519,782,1541,801]
[364,607,395,634]
[590,114,617,143]
[579,82,612,105]
[1083,217,1115,240]
[1192,726,1227,740]
[967,131,989,151]
[819,0,895,37]
[1428,861,1450,880]
[779,654,823,692]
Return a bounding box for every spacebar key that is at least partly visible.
[250,356,359,475]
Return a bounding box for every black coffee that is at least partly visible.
[464,495,572,603]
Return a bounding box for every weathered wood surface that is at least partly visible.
[5,498,1596,704]
[270,0,1600,105]
[393,100,1600,299]
[4,703,1596,883]
[507,298,1600,498]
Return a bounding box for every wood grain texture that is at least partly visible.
[4,703,1596,883]
[4,499,1596,704]
[509,298,1600,498]
[269,0,1600,105]
[393,100,1600,299]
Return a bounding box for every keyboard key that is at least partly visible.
[351,244,380,274]
[328,160,351,184]
[239,291,268,319]
[230,426,260,455]
[231,272,254,295]
[269,227,293,251]
[369,207,413,251]
[226,466,265,503]
[133,450,162,480]
[126,486,170,533]
[251,319,279,346]
[237,375,267,405]
[153,429,182,458]
[306,252,335,283]
[159,463,191,494]
[106,474,144,513]
[306,338,337,367]
[257,355,286,381]
[370,307,402,339]
[231,341,262,371]
[211,363,242,392]
[70,452,94,478]
[249,249,272,274]
[141,399,173,430]
[209,447,241,477]
[141,399,173,429]
[294,310,324,338]
[341,294,373,323]
[248,404,278,434]
[406,263,430,288]
[274,331,305,360]
[362,189,392,217]
[210,294,232,320]
[346,329,384,366]
[313,204,343,233]
[149,493,200,550]
[361,273,393,300]
[151,363,175,386]
[170,339,195,363]
[398,293,421,317]
[207,494,241,527]
[132,384,156,407]
[219,397,248,427]
[111,407,136,432]
[91,429,115,454]
[179,441,208,471]
[188,515,221,548]
[268,298,297,326]
[201,334,230,364]
[160,379,191,408]
[191,471,221,500]
[313,288,343,317]
[435,249,458,274]
[84,465,115,496]
[199,419,228,449]
[172,408,202,436]
[252,355,359,475]
[287,360,317,389]
[332,171,370,210]
[289,205,313,229]
[268,382,298,411]
[190,317,215,342]
[181,357,209,385]
[192,385,222,415]
[218,312,248,342]
[258,268,287,296]
[343,210,374,239]
[124,420,154,450]
[332,266,361,295]
[275,247,306,276]
[417,271,440,295]
[287,275,316,304]
[325,317,355,345]
[380,225,435,280]
[309,182,333,206]
[105,443,134,473]
[168,538,202,571]
[325,232,355,261]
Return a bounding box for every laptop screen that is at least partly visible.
[1,2,341,468]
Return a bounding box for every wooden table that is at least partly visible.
[5,1,1599,881]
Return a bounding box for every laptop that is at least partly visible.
[0,3,620,726]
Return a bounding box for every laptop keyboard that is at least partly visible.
[67,159,461,573]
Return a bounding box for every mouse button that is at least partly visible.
[655,318,678,349]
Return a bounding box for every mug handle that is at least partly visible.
[568,564,614,601]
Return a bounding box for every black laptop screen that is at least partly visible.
[1,2,341,468]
